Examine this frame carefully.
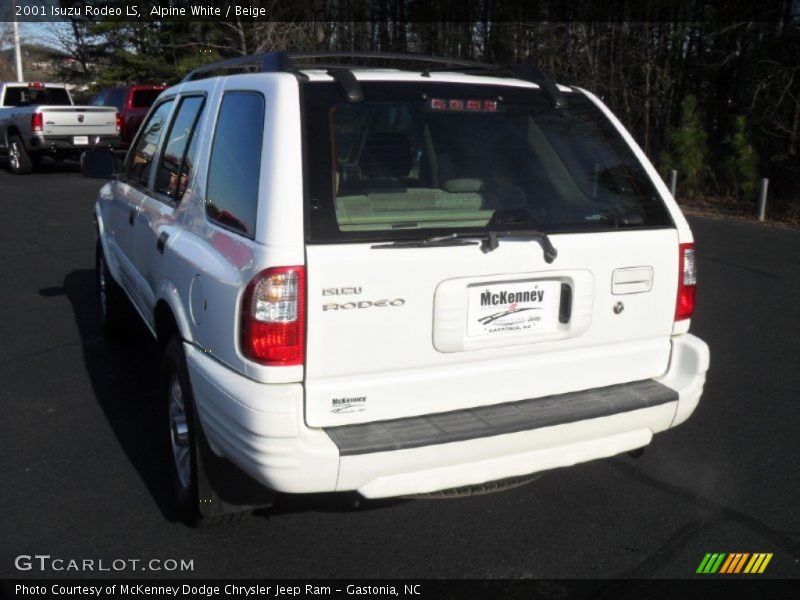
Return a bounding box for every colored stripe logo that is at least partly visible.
[696,553,773,574]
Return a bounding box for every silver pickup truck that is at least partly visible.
[0,82,122,174]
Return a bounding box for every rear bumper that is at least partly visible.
[185,334,709,498]
[29,134,123,153]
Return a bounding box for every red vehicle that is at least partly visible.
[89,85,165,147]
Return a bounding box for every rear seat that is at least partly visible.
[335,184,491,227]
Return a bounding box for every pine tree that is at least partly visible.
[725,115,759,199]
[660,95,710,198]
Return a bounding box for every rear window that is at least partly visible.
[304,82,672,242]
[132,89,163,108]
[3,86,71,107]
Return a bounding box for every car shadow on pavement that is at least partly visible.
[59,268,179,522]
[0,156,81,175]
[57,269,406,523]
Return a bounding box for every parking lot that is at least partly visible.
[0,158,798,579]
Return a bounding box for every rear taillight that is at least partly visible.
[675,243,696,321]
[240,266,305,366]
[115,112,122,133]
[31,112,43,132]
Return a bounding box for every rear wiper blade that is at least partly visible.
[371,233,481,249]
[480,230,558,263]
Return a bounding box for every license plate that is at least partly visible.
[467,280,560,337]
[73,136,89,145]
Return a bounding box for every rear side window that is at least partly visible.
[205,92,264,238]
[126,99,174,187]
[132,89,162,108]
[155,95,205,203]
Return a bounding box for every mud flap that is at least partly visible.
[194,416,276,518]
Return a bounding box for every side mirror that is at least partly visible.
[81,149,122,178]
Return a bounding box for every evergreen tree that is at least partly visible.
[660,95,710,198]
[725,115,760,199]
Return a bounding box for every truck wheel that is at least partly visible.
[161,338,247,528]
[7,135,34,175]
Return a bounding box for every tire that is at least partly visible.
[95,243,128,336]
[7,135,34,175]
[161,338,248,528]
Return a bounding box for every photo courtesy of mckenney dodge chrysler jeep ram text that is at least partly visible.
[81,52,710,526]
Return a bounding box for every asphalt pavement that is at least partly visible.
[0,158,798,579]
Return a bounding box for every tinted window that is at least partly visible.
[132,89,162,108]
[126,100,174,187]
[3,87,24,106]
[155,96,205,203]
[3,86,71,106]
[205,93,264,237]
[304,83,672,242]
[107,89,126,111]
[89,91,107,106]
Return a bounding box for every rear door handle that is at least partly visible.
[157,232,169,255]
[612,267,654,295]
[128,207,136,226]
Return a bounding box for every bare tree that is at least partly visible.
[0,23,14,81]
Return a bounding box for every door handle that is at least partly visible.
[128,207,136,226]
[157,232,169,255]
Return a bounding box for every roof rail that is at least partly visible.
[181,51,566,108]
[182,51,500,82]
[511,64,567,109]
[181,52,293,82]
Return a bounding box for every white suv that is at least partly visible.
[84,52,710,525]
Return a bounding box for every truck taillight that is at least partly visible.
[675,243,696,321]
[31,112,43,132]
[115,112,122,132]
[240,266,305,366]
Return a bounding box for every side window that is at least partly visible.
[154,96,205,203]
[90,91,107,106]
[126,100,174,187]
[107,89,126,111]
[205,92,264,238]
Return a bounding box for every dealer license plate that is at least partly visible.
[467,280,560,337]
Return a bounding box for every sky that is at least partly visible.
[0,22,68,51]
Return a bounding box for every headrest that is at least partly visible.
[360,132,412,178]
[442,178,485,193]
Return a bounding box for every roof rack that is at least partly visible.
[181,51,567,108]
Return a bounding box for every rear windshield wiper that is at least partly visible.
[480,230,558,263]
[371,233,480,249]
[371,230,557,263]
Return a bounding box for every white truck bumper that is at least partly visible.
[185,333,709,499]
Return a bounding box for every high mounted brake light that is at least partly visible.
[240,266,306,366]
[31,112,43,132]
[675,243,696,321]
[28,82,45,89]
[429,98,499,112]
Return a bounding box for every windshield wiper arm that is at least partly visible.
[480,230,558,263]
[372,230,557,263]
[371,233,481,249]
